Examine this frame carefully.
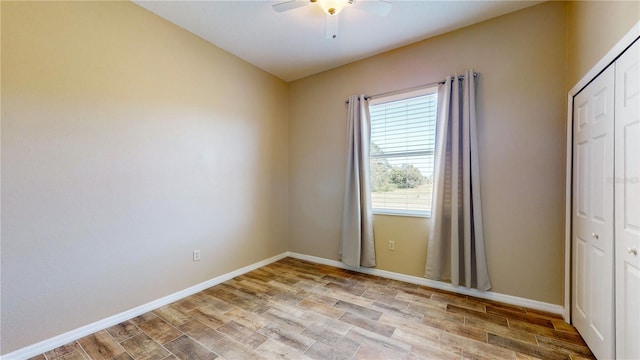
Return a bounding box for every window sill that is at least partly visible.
[372,210,431,218]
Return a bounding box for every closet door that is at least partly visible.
[572,65,615,360]
[615,39,640,360]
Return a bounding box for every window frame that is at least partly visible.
[368,86,438,218]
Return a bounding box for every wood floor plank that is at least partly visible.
[370,293,413,311]
[525,308,564,320]
[322,274,359,288]
[269,273,301,287]
[137,317,183,345]
[399,287,433,300]
[108,353,133,360]
[465,316,538,345]
[339,312,396,337]
[347,327,411,356]
[447,303,509,326]
[535,334,596,359]
[550,319,580,334]
[264,279,300,295]
[333,300,383,320]
[263,298,306,317]
[354,343,407,360]
[386,279,420,293]
[153,306,194,327]
[426,318,488,343]
[440,331,516,360]
[172,297,206,314]
[119,333,170,360]
[378,313,439,340]
[206,288,241,305]
[207,337,264,360]
[488,333,571,360]
[302,323,344,344]
[187,306,230,329]
[431,293,487,312]
[106,320,142,342]
[77,330,126,360]
[420,306,465,327]
[44,342,84,359]
[304,340,352,360]
[508,319,587,345]
[239,275,269,293]
[297,298,345,318]
[325,282,366,296]
[303,289,339,306]
[129,313,159,326]
[163,335,218,360]
[466,297,528,313]
[326,288,374,308]
[396,291,439,305]
[408,345,461,360]
[371,300,423,321]
[260,307,309,332]
[254,339,313,360]
[43,345,90,360]
[301,310,353,335]
[216,320,268,349]
[258,322,315,352]
[486,305,555,328]
[392,327,459,358]
[50,351,91,360]
[178,320,224,350]
[223,307,270,331]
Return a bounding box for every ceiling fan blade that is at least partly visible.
[272,0,310,13]
[355,0,392,16]
[325,14,339,39]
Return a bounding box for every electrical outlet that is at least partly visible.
[388,241,396,251]
[193,249,201,262]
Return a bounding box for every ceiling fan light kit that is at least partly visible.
[317,0,353,16]
[273,0,391,40]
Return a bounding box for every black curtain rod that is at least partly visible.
[345,72,477,104]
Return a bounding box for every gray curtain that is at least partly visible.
[425,70,491,291]
[340,94,376,268]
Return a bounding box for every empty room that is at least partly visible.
[1,1,639,359]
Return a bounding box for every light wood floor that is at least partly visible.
[31,257,594,360]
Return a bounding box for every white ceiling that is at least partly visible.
[134,0,541,82]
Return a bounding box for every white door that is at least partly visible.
[572,65,615,360]
[615,39,640,360]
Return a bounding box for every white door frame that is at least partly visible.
[564,21,640,322]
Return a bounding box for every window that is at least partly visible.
[369,87,438,217]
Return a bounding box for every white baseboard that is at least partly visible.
[287,252,564,316]
[0,252,289,360]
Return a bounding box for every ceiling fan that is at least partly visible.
[273,0,392,39]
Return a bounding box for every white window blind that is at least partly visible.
[369,87,438,216]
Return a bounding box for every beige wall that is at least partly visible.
[567,1,640,89]
[1,1,288,353]
[289,1,568,304]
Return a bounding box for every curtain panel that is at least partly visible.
[340,95,376,268]
[425,70,491,291]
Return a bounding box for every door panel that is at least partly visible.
[576,141,589,218]
[591,135,606,223]
[572,64,615,360]
[590,247,605,340]
[624,125,640,230]
[575,236,587,318]
[615,39,640,360]
[620,264,640,360]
